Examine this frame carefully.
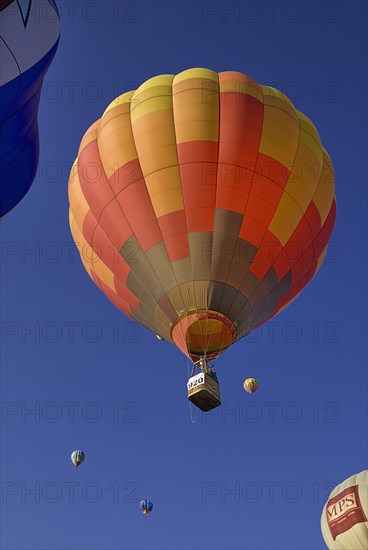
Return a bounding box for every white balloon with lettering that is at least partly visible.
[321,470,368,549]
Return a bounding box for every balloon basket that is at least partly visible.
[187,373,221,412]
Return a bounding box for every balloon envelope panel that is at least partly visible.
[68,68,336,361]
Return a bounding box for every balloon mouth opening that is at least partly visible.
[171,310,237,361]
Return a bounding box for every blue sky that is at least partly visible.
[1,1,367,549]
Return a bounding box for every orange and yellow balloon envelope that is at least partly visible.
[68,68,336,367]
[243,378,259,395]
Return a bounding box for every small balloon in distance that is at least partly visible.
[140,499,153,515]
[71,450,85,468]
[243,378,259,395]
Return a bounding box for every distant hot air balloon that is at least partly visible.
[68,68,336,408]
[0,0,60,219]
[71,450,85,468]
[321,470,367,549]
[140,499,153,516]
[243,378,259,395]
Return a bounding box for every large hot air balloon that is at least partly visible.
[321,470,368,549]
[0,0,60,219]
[68,69,336,408]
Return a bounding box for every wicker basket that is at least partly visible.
[187,373,221,412]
